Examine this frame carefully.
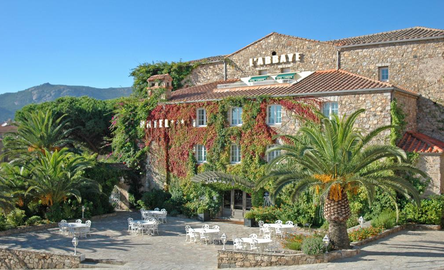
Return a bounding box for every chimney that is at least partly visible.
[146,74,173,100]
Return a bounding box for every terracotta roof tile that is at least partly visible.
[168,70,414,103]
[188,55,226,64]
[331,27,444,46]
[397,132,444,154]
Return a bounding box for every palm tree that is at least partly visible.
[2,109,73,164]
[26,148,100,208]
[0,163,29,214]
[259,109,426,249]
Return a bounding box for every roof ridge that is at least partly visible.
[331,26,442,42]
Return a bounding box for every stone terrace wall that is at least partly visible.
[218,248,359,268]
[0,248,82,269]
[340,39,444,141]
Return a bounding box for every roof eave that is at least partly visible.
[165,86,418,104]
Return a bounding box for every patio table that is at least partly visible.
[241,237,272,252]
[131,220,156,235]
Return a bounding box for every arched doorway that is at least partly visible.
[191,171,255,220]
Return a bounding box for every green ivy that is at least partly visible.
[390,99,406,146]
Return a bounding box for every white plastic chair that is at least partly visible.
[258,220,265,235]
[85,220,92,237]
[58,220,68,235]
[249,233,258,239]
[150,221,159,235]
[202,224,210,229]
[159,211,167,223]
[76,219,82,223]
[127,218,134,232]
[275,220,282,225]
[188,229,198,243]
[275,227,283,239]
[154,208,160,211]
[233,238,244,250]
[212,225,220,230]
[185,225,192,242]
[285,221,294,225]
[250,239,259,252]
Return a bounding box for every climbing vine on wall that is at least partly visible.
[390,99,407,146]
[145,97,321,187]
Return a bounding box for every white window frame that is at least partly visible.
[197,108,207,127]
[267,145,281,163]
[196,145,207,163]
[322,102,338,119]
[267,105,282,125]
[230,107,243,126]
[230,144,241,164]
[379,67,389,82]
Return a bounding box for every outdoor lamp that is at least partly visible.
[358,216,364,227]
[82,206,85,219]
[72,236,78,255]
[221,233,227,250]
[323,235,329,253]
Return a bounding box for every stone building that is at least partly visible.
[143,27,444,218]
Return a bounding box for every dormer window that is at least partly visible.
[197,108,207,127]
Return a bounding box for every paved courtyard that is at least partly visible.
[0,211,444,269]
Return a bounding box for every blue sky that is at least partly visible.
[0,0,443,95]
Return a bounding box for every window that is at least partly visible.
[267,145,281,163]
[267,105,282,125]
[379,67,389,82]
[322,102,338,119]
[258,70,268,75]
[281,67,291,73]
[196,145,207,163]
[230,107,243,126]
[230,144,241,164]
[197,108,207,126]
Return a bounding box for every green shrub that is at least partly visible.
[0,215,9,231]
[139,189,172,210]
[6,209,26,227]
[347,214,360,228]
[25,216,42,226]
[348,226,384,242]
[371,210,396,229]
[244,211,255,219]
[301,236,324,255]
[401,195,444,225]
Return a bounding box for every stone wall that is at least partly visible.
[226,34,337,79]
[188,62,225,86]
[394,92,418,133]
[415,154,444,196]
[217,248,360,268]
[339,39,444,141]
[0,248,82,269]
[338,93,392,144]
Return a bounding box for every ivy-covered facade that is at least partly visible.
[141,27,444,217]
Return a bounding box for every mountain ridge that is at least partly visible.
[0,83,132,122]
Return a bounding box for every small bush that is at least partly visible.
[284,233,305,250]
[301,236,324,255]
[25,216,42,226]
[6,209,26,227]
[371,210,396,229]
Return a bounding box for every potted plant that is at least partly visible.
[244,211,258,227]
[197,206,210,221]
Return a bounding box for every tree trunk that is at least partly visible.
[324,190,351,249]
[328,220,350,249]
